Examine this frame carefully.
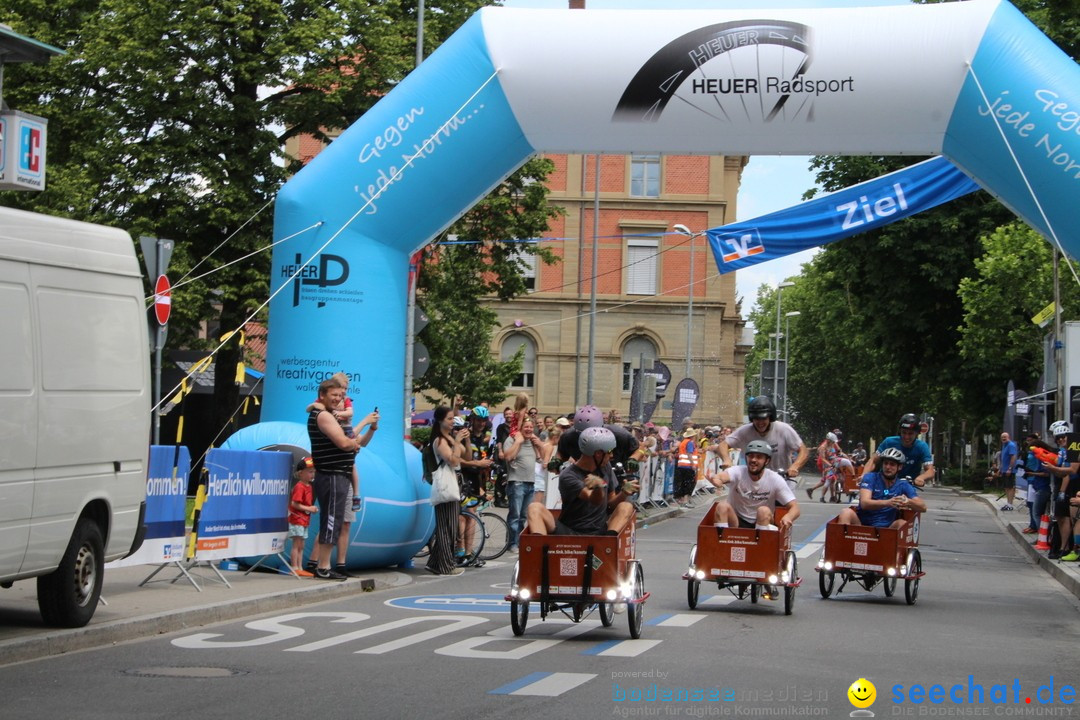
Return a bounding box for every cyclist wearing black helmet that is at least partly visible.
[865,413,934,487]
[527,426,640,536]
[717,395,809,489]
[837,446,925,528]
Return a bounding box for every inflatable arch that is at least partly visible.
[226,0,1080,568]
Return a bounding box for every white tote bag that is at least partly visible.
[429,462,460,505]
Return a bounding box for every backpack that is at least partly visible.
[421,440,440,484]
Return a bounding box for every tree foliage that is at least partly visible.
[0,0,556,430]
[416,156,563,407]
[957,222,1080,418]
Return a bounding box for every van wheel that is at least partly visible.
[38,518,104,628]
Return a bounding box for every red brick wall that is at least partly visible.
[547,154,568,192]
[538,215,567,292]
[581,155,626,193]
[664,156,710,195]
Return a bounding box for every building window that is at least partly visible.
[501,333,536,388]
[622,336,658,392]
[630,154,661,198]
[516,249,537,291]
[626,238,658,295]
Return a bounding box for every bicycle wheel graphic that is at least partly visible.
[613,20,812,124]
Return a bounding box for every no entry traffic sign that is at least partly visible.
[154,274,171,326]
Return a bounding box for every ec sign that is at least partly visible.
[0,110,48,191]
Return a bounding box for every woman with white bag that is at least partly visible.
[426,406,465,575]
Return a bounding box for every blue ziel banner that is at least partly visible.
[197,448,293,560]
[705,156,980,274]
[108,445,190,567]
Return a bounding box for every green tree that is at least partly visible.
[416,157,562,407]
[0,0,544,434]
[957,222,1080,423]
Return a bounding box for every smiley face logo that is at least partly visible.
[848,678,877,709]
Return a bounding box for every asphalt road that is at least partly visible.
[3,488,1078,720]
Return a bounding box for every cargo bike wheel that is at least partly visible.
[686,545,700,609]
[905,549,922,606]
[627,562,645,639]
[509,562,529,636]
[783,551,797,616]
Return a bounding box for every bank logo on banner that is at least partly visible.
[612,20,854,125]
[715,228,765,263]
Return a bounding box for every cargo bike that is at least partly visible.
[506,511,648,638]
[815,508,924,605]
[683,505,801,615]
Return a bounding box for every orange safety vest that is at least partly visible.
[677,438,698,469]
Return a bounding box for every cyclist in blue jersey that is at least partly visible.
[864,413,935,487]
[837,447,926,528]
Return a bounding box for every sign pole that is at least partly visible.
[153,239,164,445]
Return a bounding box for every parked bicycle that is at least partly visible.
[415,496,510,566]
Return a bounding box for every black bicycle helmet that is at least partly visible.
[899,413,919,432]
[748,396,777,422]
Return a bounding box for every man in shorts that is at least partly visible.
[527,427,639,536]
[707,440,801,530]
[837,447,925,529]
[1042,421,1079,559]
[996,432,1019,511]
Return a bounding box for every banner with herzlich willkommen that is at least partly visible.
[193,448,293,560]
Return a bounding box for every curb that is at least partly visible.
[0,572,410,667]
[958,487,1080,602]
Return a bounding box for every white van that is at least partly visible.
[0,206,149,627]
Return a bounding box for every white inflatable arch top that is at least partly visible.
[227,1,1080,568]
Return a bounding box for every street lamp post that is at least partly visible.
[673,224,704,378]
[773,281,794,401]
[783,310,801,421]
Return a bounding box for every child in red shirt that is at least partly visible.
[288,457,318,577]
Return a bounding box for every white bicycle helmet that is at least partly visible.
[879,447,907,465]
[1050,420,1072,437]
[745,440,773,458]
[579,426,617,455]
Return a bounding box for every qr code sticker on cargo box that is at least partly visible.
[560,558,578,576]
[854,541,868,556]
[730,547,746,563]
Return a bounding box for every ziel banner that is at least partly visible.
[705,156,980,274]
[196,448,293,560]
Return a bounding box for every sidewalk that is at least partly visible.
[958,486,1080,601]
[0,500,691,667]
[0,560,412,667]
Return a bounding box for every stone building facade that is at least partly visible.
[492,152,751,426]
